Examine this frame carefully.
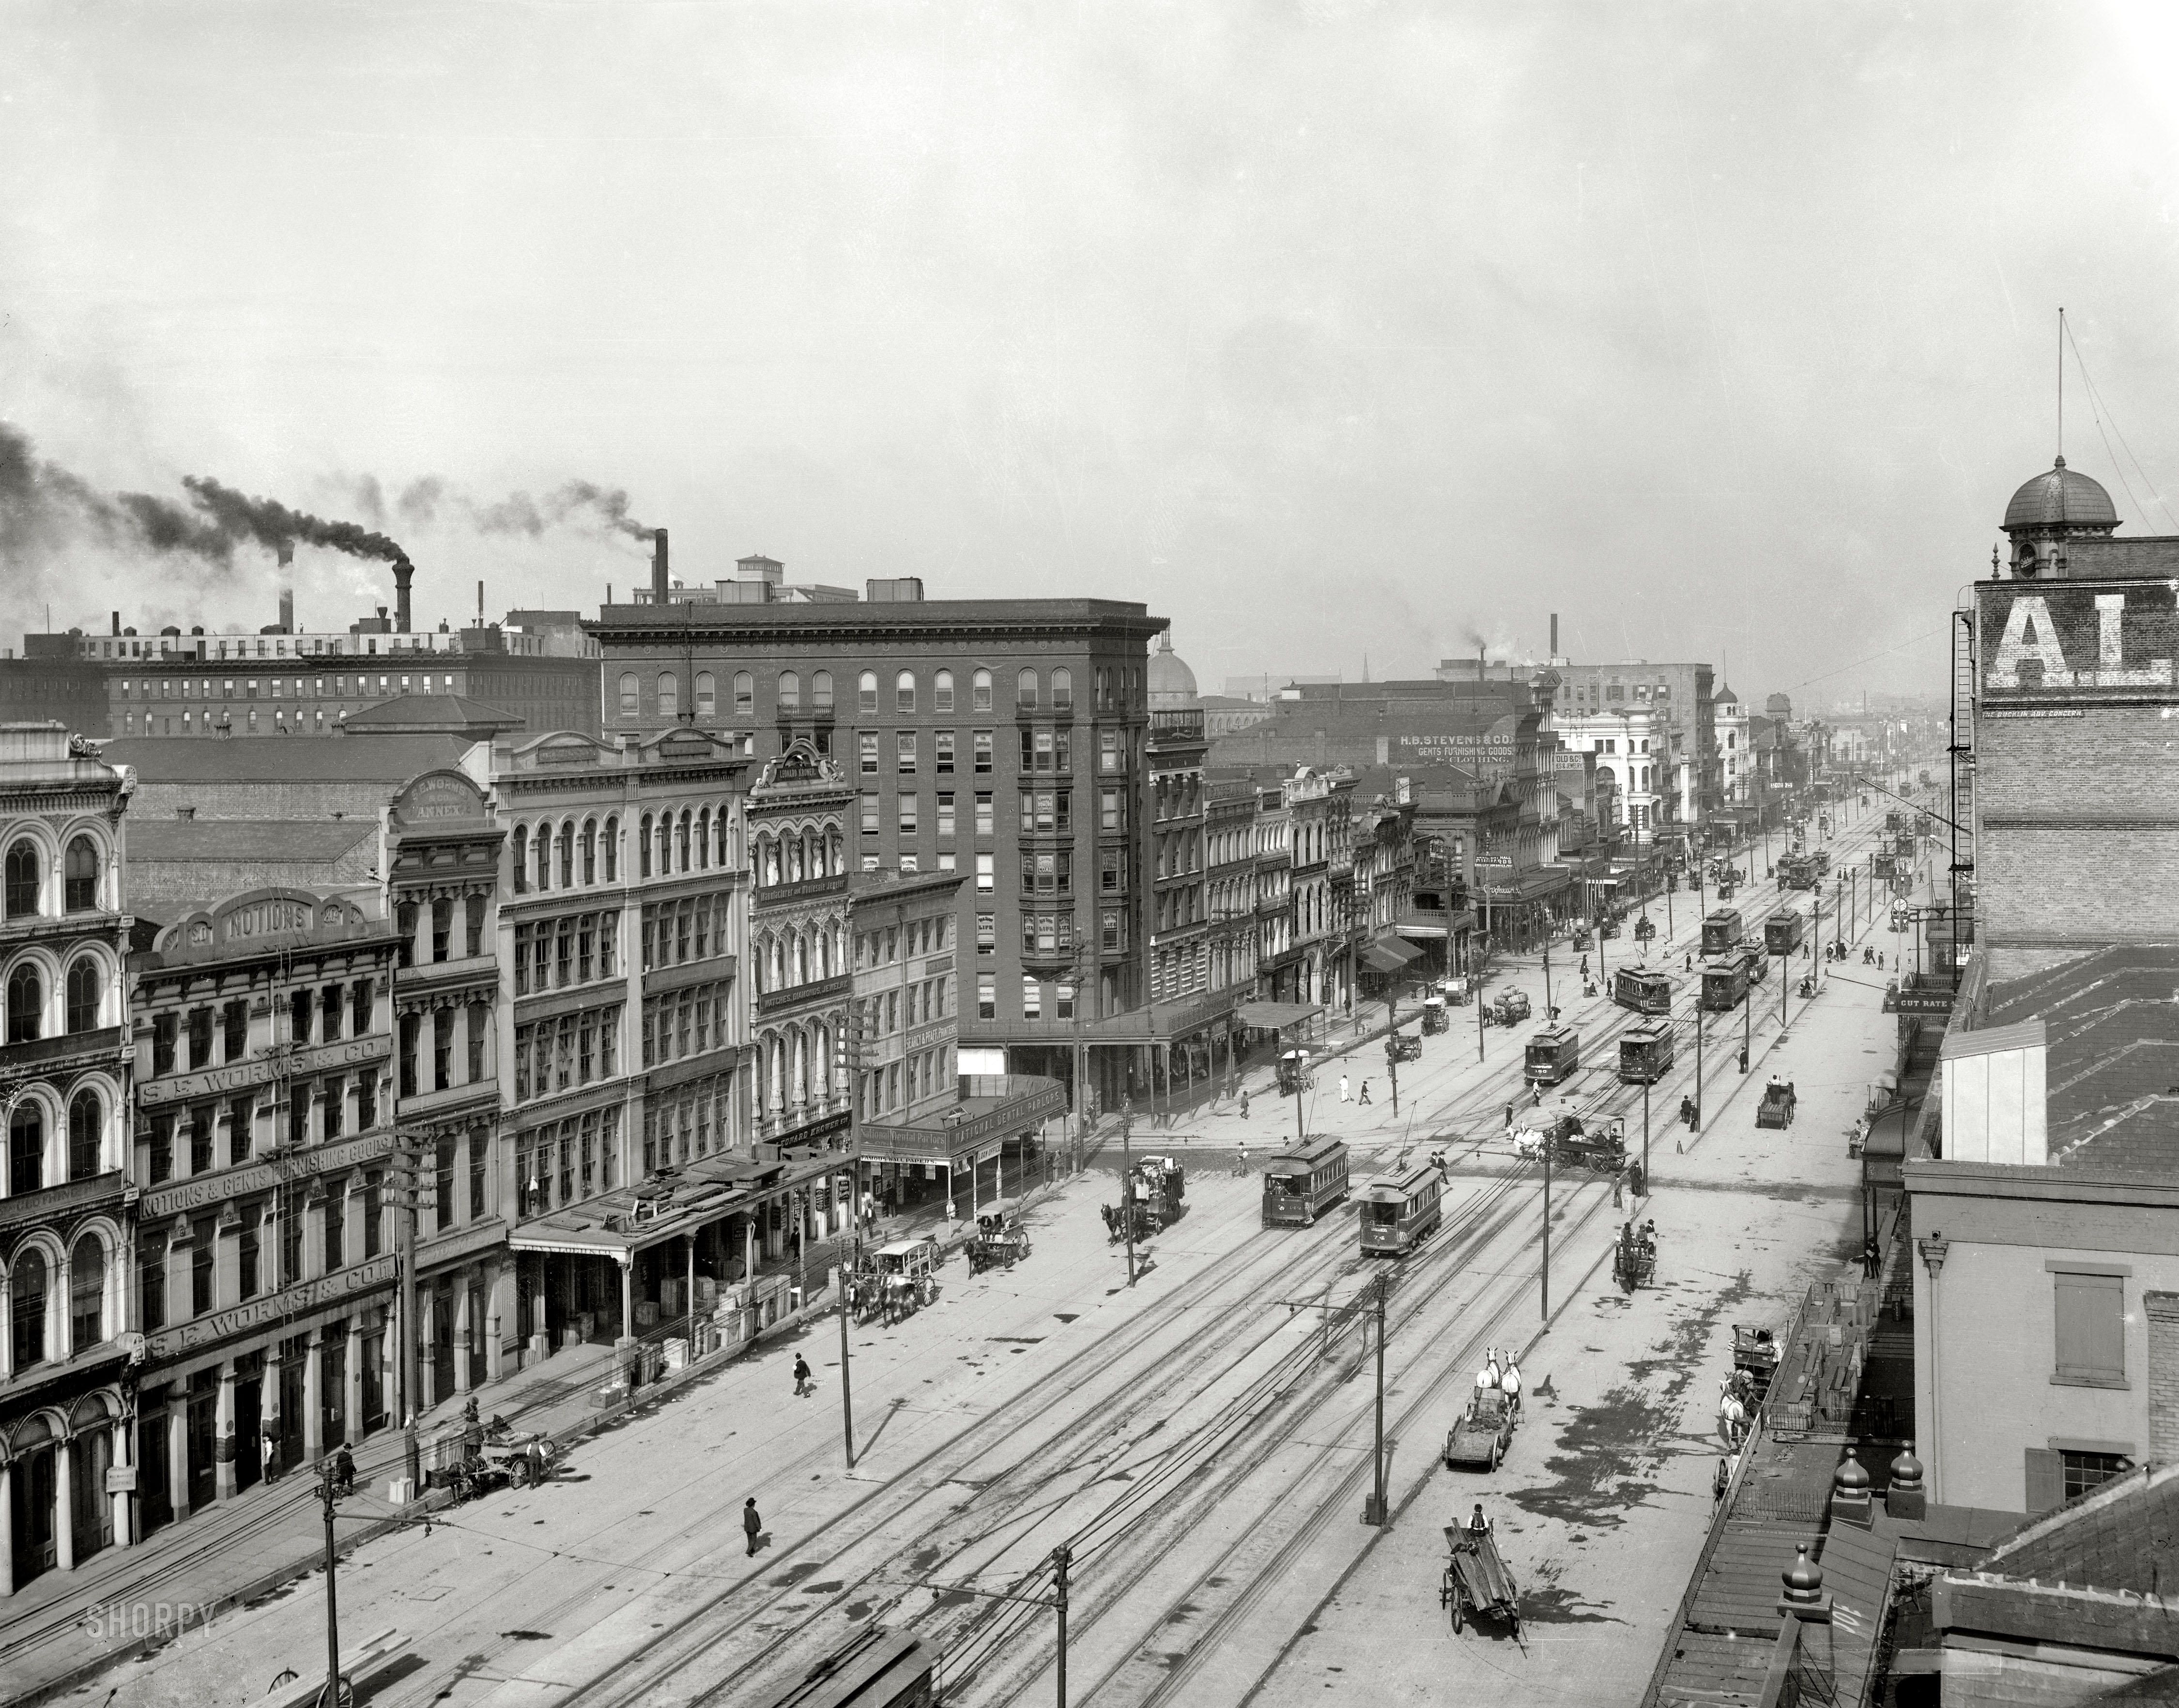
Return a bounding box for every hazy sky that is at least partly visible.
[5,1,2179,708]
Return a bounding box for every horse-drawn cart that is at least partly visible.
[967,1202,1032,1273]
[1442,1524,1522,1638]
[1755,1080,1798,1129]
[1733,1324,1780,1403]
[1443,1388,1517,1471]
[1612,1223,1657,1292]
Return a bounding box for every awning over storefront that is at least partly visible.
[1234,1000,1324,1031]
[1477,867,1574,903]
[858,1074,1068,1167]
[507,1151,837,1260]
[1360,938,1425,973]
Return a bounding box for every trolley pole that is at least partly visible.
[1054,1541,1072,1708]
[1541,935,1551,1017]
[1121,1113,1136,1288]
[1642,1083,1650,1184]
[318,1462,342,1708]
[1368,1271,1390,1527]
[1693,1000,1703,1135]
[1385,1036,1400,1117]
[838,1278,856,1468]
[1540,1130,1552,1322]
[1743,986,1752,1068]
[1476,968,1486,1065]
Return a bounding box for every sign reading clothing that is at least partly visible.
[1980,582,2179,702]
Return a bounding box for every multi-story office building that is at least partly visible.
[1145,699,1209,1006]
[746,741,853,1151]
[1204,781,1260,997]
[590,557,1166,1113]
[128,887,400,1543]
[1252,788,1297,1002]
[1550,704,1671,841]
[0,727,134,1594]
[488,726,752,1354]
[1506,659,1717,826]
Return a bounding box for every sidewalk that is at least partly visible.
[0,1165,1053,1708]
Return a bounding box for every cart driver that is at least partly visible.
[1640,1220,1657,1259]
[1468,1503,1493,1537]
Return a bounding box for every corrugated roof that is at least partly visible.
[103,733,477,783]
[127,819,378,860]
[1986,1462,2179,1595]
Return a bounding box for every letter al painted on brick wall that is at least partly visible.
[1980,582,2179,701]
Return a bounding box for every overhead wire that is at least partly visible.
[2064,318,2179,531]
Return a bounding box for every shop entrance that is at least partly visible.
[9,1438,57,1588]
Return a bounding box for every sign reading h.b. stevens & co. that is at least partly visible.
[1979,581,2179,704]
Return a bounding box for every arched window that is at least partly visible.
[657,672,679,720]
[896,670,916,713]
[813,670,833,709]
[935,669,954,712]
[734,671,753,713]
[9,1102,42,1194]
[511,824,529,894]
[68,1090,101,1179]
[1016,668,1039,710]
[8,964,42,1044]
[793,933,809,985]
[1096,668,1109,709]
[618,672,640,718]
[779,670,802,710]
[858,671,878,714]
[973,668,994,712]
[676,809,692,872]
[603,816,619,881]
[5,840,38,918]
[69,1235,105,1352]
[556,820,574,888]
[533,825,550,891]
[696,808,712,871]
[638,813,654,879]
[694,672,716,718]
[1052,668,1073,711]
[63,835,100,912]
[656,814,672,876]
[65,957,99,1033]
[715,811,730,869]
[11,1246,46,1369]
[580,819,597,885]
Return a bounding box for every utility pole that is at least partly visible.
[1476,955,1487,1064]
[837,997,867,1470]
[317,1461,343,1708]
[1693,998,1704,1135]
[384,1132,430,1495]
[1366,1271,1391,1527]
[1541,932,1552,1017]
[1384,1032,1400,1117]
[1054,1542,1072,1708]
[1121,1113,1136,1288]
[1641,1082,1649,1187]
[1540,1127,1552,1321]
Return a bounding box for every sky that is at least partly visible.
[5,1,2179,710]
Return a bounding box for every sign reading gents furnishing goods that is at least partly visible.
[1979,582,2179,703]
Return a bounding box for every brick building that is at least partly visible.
[1518,658,1718,827]
[588,559,1166,1115]
[0,727,134,1595]
[127,888,400,1547]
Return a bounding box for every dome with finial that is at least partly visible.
[1833,1446,1872,1494]
[1889,1442,1924,1491]
[1148,631,1199,709]
[2003,456,2119,534]
[1782,1545,1825,1603]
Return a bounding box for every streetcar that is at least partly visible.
[760,1627,936,1708]
[1700,908,1745,959]
[1359,1163,1444,1256]
[1523,1023,1582,1086]
[1617,1018,1676,1084]
[1611,965,1673,1016]
[1701,952,1755,1012]
[1777,854,1819,891]
[1811,849,1831,878]
[1262,1135,1351,1227]
[1764,910,1806,956]
[1873,851,1897,881]
[1885,810,1903,833]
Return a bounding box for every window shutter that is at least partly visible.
[2055,1272,2126,1382]
[2025,1447,2064,1514]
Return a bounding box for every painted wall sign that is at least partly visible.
[140,1253,399,1360]
[153,887,378,962]
[1978,582,2179,702]
[392,769,490,826]
[138,1034,392,1110]
[138,1128,397,1218]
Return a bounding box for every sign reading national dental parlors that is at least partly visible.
[1979,581,2179,705]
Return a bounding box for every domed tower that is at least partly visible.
[1148,631,1200,709]
[2002,456,2119,578]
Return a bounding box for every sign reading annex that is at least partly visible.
[1979,581,2179,703]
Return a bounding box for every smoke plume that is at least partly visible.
[471,479,653,541]
[180,475,403,561]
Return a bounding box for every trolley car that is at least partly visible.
[1262,1135,1350,1227]
[760,1627,936,1708]
[1359,1163,1443,1255]
[1873,851,1897,881]
[1701,953,1755,1012]
[1764,910,1806,956]
[1700,908,1745,959]
[1811,849,1832,878]
[1611,965,1673,1016]
[1523,1023,1581,1086]
[1777,854,1819,890]
[1617,1018,1676,1084]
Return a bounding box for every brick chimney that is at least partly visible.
[651,529,670,605]
[393,556,415,634]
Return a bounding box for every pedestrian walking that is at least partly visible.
[1737,1044,1749,1074]
[261,1431,279,1486]
[743,1497,763,1556]
[1338,1074,1350,1103]
[1531,1083,1543,1106]
[1685,952,1693,973]
[793,1354,813,1398]
[1240,1089,1250,1121]
[330,1444,356,1497]
[1579,955,1590,978]
[1504,1101,1515,1130]
[1358,1080,1372,1105]
[1613,1173,1624,1209]
[1862,1237,1881,1280]
[526,1437,549,1488]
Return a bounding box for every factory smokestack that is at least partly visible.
[394,555,414,633]
[1550,613,1558,658]
[279,589,294,633]
[110,612,120,637]
[651,529,669,605]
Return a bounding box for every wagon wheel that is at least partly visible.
[1440,1567,1454,1609]
[1451,1586,1467,1633]
[1489,1438,1502,1472]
